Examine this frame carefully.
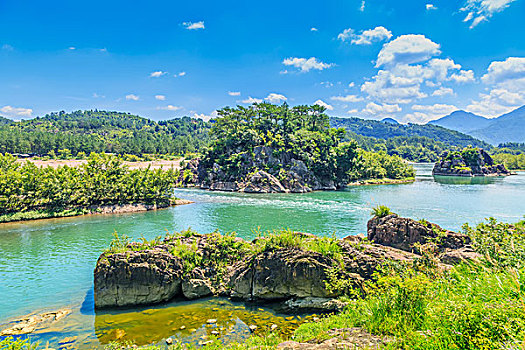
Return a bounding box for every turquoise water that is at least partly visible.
[0,164,524,346]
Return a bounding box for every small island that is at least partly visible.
[432,147,511,177]
[180,103,415,193]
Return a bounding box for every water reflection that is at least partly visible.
[433,175,502,185]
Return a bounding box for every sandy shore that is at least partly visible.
[15,158,182,170]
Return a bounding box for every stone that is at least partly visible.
[94,249,184,308]
[367,214,470,253]
[277,327,392,349]
[182,278,213,299]
[165,337,173,345]
[432,149,510,177]
[207,319,217,324]
[248,325,257,333]
[0,309,72,336]
[439,246,482,265]
[281,297,347,313]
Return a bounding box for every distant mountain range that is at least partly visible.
[428,105,525,145]
[330,117,491,149]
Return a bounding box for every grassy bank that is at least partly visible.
[4,217,525,350]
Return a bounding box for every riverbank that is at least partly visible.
[15,158,183,170]
[347,177,415,186]
[0,199,193,224]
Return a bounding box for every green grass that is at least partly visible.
[371,205,392,218]
[0,208,89,223]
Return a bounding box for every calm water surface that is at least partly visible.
[0,164,524,347]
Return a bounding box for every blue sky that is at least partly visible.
[0,0,524,122]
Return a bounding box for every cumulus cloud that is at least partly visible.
[157,105,183,111]
[376,34,441,67]
[330,94,364,102]
[176,72,186,77]
[311,27,318,32]
[461,0,516,28]
[467,57,525,117]
[183,21,205,30]
[338,26,392,45]
[194,111,218,122]
[426,4,437,10]
[228,91,241,96]
[314,100,333,110]
[282,57,334,72]
[155,95,166,101]
[432,87,455,96]
[241,97,263,104]
[402,104,458,123]
[265,93,287,103]
[362,102,402,116]
[125,94,139,101]
[150,71,167,78]
[0,105,33,118]
[360,0,365,11]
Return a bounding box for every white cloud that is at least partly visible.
[125,94,139,101]
[338,26,392,45]
[92,93,105,98]
[461,0,516,28]
[467,57,525,117]
[150,71,167,78]
[314,100,333,110]
[330,94,364,103]
[282,57,334,72]
[426,4,437,10]
[228,91,241,96]
[157,105,183,111]
[361,69,428,104]
[68,46,76,50]
[177,72,186,77]
[348,82,355,87]
[481,57,525,85]
[449,69,475,83]
[0,105,33,118]
[320,81,334,88]
[362,102,402,116]
[183,21,205,30]
[265,93,287,103]
[347,109,359,114]
[432,87,455,96]
[376,34,441,67]
[412,103,458,114]
[311,27,318,32]
[155,95,166,101]
[241,97,263,104]
[194,111,218,122]
[360,0,365,11]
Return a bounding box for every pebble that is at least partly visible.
[165,338,173,345]
[271,324,278,331]
[248,325,257,333]
[207,319,217,324]
[58,336,77,344]
[180,325,186,330]
[211,330,219,335]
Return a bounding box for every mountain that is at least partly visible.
[381,117,399,124]
[0,116,13,125]
[330,117,491,149]
[470,106,525,145]
[428,110,491,134]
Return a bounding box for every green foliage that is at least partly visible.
[371,205,392,218]
[0,110,210,156]
[352,151,415,180]
[200,103,361,185]
[170,239,203,273]
[0,152,180,216]
[463,217,525,268]
[0,337,38,350]
[491,152,525,170]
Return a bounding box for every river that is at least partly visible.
[1,164,524,347]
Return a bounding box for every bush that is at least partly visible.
[371,205,392,218]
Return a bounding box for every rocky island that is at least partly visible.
[432,147,510,177]
[93,212,477,310]
[179,103,414,193]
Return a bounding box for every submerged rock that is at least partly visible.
[0,309,71,336]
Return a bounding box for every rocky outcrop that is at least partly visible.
[277,328,392,349]
[368,214,471,253]
[432,149,510,177]
[94,249,184,308]
[0,309,71,336]
[94,215,480,309]
[180,147,339,193]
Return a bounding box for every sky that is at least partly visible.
[0,0,524,123]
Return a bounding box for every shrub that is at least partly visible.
[371,205,392,218]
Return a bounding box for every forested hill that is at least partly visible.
[0,110,210,156]
[330,117,491,149]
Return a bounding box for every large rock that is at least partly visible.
[432,149,510,177]
[94,249,184,308]
[229,249,337,300]
[367,214,470,253]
